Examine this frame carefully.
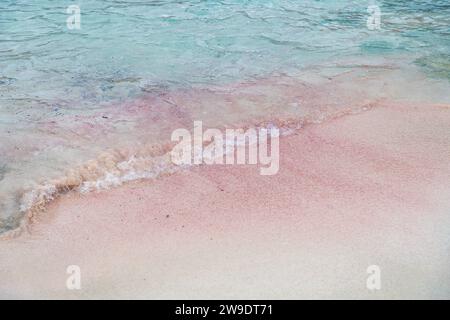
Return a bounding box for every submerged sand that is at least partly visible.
[1,103,450,299]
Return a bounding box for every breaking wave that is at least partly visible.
[1,101,381,239]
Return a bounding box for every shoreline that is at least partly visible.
[0,98,382,239]
[2,62,450,236]
[1,102,450,299]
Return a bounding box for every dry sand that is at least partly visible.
[1,103,450,299]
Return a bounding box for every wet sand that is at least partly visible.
[1,103,450,299]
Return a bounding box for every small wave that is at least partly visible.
[0,101,382,239]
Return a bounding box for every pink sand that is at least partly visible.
[1,103,450,299]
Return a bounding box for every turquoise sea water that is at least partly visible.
[1,0,449,107]
[0,0,449,233]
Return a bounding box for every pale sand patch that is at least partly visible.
[1,103,450,299]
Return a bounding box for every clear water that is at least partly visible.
[1,0,450,233]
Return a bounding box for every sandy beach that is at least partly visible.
[1,102,449,299]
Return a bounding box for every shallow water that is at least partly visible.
[0,0,450,233]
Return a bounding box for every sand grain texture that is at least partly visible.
[1,104,450,299]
